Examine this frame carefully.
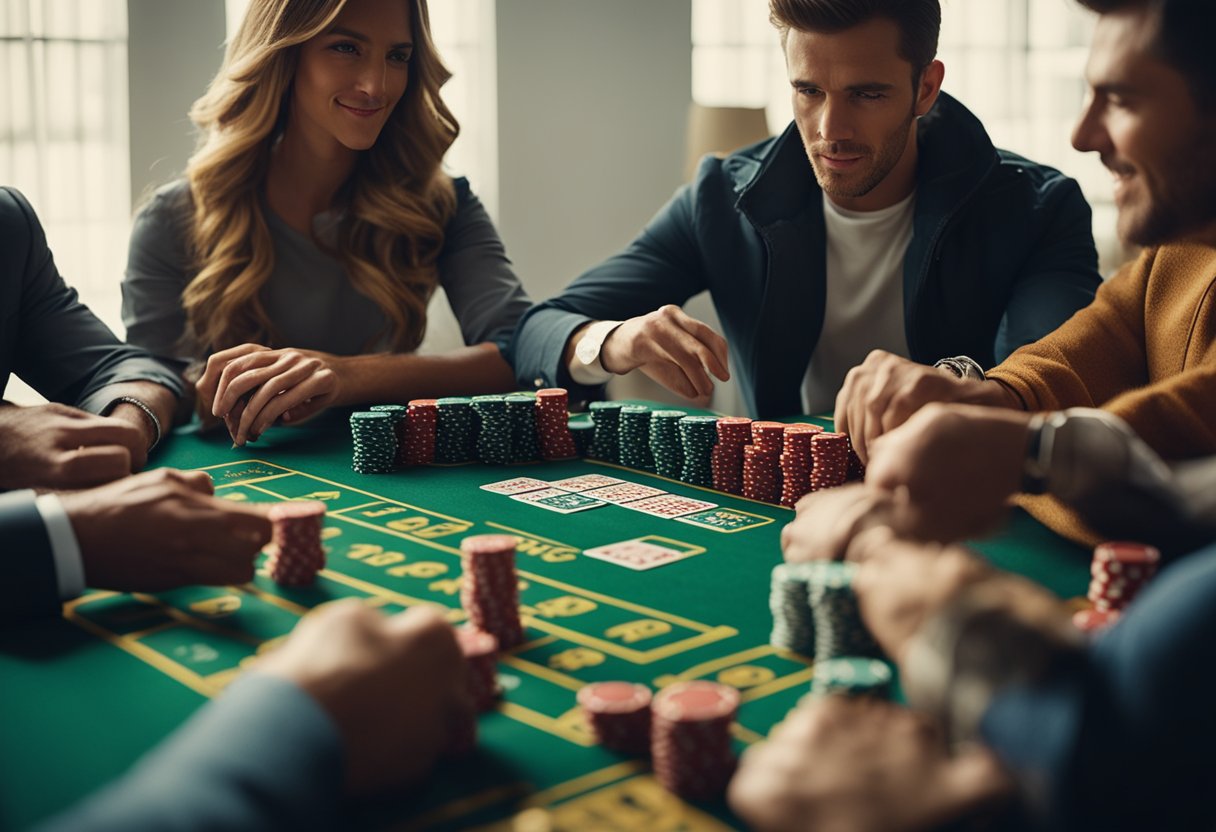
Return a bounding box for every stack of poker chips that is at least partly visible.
[743,444,779,503]
[350,411,398,473]
[265,501,327,586]
[570,419,595,458]
[779,424,822,507]
[369,404,409,467]
[769,562,821,654]
[457,626,501,712]
[436,397,477,464]
[505,395,540,463]
[711,417,751,495]
[589,400,624,463]
[577,681,652,755]
[810,562,882,660]
[460,534,524,650]
[810,432,850,491]
[535,389,577,459]
[651,681,739,800]
[846,437,866,482]
[619,405,655,472]
[649,410,687,479]
[1075,541,1161,631]
[405,399,437,465]
[808,657,894,699]
[472,395,512,465]
[677,415,718,487]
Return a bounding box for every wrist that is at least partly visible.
[103,397,162,451]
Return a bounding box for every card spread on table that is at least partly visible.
[547,473,627,492]
[621,494,718,518]
[583,538,696,570]
[581,482,668,504]
[512,488,607,513]
[480,477,552,495]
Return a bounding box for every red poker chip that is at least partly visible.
[652,681,739,722]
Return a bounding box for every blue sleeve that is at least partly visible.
[993,176,1101,362]
[508,182,709,393]
[0,186,183,411]
[37,673,345,832]
[0,489,61,622]
[981,543,1216,831]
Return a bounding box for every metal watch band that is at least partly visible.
[103,395,162,451]
[933,355,987,381]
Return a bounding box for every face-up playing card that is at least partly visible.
[511,488,607,514]
[581,482,668,505]
[547,473,627,492]
[620,494,718,518]
[480,477,552,495]
[583,538,698,571]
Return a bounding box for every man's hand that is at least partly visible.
[835,350,1016,464]
[256,602,472,795]
[196,344,342,446]
[728,697,1014,832]
[597,306,729,404]
[781,484,898,563]
[59,468,272,590]
[0,403,145,489]
[865,403,1032,541]
[852,535,992,662]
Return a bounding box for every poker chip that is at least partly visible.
[810,432,849,492]
[808,657,893,699]
[742,444,779,503]
[769,562,826,654]
[618,405,654,472]
[846,436,866,482]
[589,401,624,463]
[436,397,477,464]
[779,424,820,507]
[648,410,687,480]
[457,626,501,712]
[677,415,718,488]
[370,404,409,467]
[265,500,327,586]
[350,411,398,474]
[569,418,595,458]
[1073,607,1121,633]
[460,534,524,649]
[1088,541,1160,612]
[535,389,577,460]
[472,395,512,465]
[651,681,739,800]
[405,399,438,465]
[577,681,652,755]
[505,395,540,463]
[808,562,881,660]
[711,417,751,495]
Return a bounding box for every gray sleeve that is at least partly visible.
[122,182,200,370]
[436,178,533,355]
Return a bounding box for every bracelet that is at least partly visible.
[103,395,162,451]
[1022,411,1067,495]
[933,355,987,381]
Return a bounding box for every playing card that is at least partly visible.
[581,482,668,504]
[583,538,696,571]
[512,488,607,514]
[547,473,627,492]
[480,477,552,495]
[620,494,718,518]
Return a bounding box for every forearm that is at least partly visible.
[333,343,517,405]
[100,381,178,453]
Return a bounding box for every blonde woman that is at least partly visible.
[123,0,531,445]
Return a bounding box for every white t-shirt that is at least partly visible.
[801,191,916,414]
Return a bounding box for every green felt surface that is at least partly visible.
[0,408,1089,831]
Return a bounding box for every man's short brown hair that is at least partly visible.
[768,0,941,72]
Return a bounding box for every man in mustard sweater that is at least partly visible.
[824,0,1216,546]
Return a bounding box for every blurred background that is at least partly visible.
[0,0,1128,412]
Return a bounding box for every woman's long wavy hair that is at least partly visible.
[182,0,457,354]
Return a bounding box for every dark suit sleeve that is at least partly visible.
[992,176,1101,363]
[0,489,62,621]
[980,543,1216,831]
[508,182,710,394]
[0,187,183,412]
[36,673,345,832]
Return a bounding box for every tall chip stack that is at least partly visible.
[569,419,594,458]
[809,562,882,660]
[779,424,821,507]
[535,389,577,459]
[808,657,894,699]
[1076,541,1161,632]
[405,399,437,465]
[809,431,850,491]
[769,562,821,654]
[505,395,540,462]
[457,627,501,712]
[618,405,655,472]
[651,681,739,800]
[710,417,751,495]
[369,404,409,467]
[846,436,866,481]
[460,534,524,650]
[677,415,718,487]
[589,401,624,463]
[435,397,477,463]
[265,501,327,586]
[471,395,512,465]
[649,410,686,479]
[350,411,398,473]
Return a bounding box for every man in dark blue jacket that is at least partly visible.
[511,0,1100,419]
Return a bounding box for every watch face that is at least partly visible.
[576,338,598,365]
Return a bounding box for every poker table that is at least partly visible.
[0,406,1090,831]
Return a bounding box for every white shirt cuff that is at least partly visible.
[567,320,621,386]
[34,493,86,600]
